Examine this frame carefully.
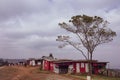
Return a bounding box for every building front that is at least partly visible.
[42,59,107,74]
[27,58,42,66]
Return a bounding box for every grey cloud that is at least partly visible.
[0,0,120,69]
[0,0,52,21]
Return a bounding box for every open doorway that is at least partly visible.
[59,65,68,74]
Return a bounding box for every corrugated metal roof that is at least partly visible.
[52,59,108,64]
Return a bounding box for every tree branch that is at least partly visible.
[66,41,88,60]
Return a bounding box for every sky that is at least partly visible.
[0,0,120,69]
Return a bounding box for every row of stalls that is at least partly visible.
[27,54,54,67]
[42,59,108,74]
[26,54,108,74]
[27,58,42,66]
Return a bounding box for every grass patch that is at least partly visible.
[38,70,52,74]
[65,74,120,80]
[92,75,120,80]
[29,67,51,74]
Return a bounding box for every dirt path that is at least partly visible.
[11,66,31,80]
[1,66,119,80]
[0,66,4,69]
[0,66,83,80]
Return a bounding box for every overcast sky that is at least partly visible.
[0,0,120,69]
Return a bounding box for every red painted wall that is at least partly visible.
[43,60,50,70]
[49,62,54,71]
[43,60,54,71]
[80,63,85,73]
[43,60,107,75]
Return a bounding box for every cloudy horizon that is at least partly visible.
[0,0,120,69]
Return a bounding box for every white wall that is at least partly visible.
[30,60,35,66]
[53,64,59,73]
[68,64,74,73]
[42,60,45,69]
[76,63,80,73]
[85,63,89,73]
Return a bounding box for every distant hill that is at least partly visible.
[4,59,27,63]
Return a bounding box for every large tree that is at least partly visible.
[56,15,116,79]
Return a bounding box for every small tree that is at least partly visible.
[56,15,116,79]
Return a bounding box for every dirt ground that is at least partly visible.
[0,66,83,80]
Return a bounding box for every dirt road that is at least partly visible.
[0,66,83,80]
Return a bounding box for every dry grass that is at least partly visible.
[0,66,19,80]
[18,75,32,80]
[65,74,120,80]
[3,66,117,80]
[92,75,120,80]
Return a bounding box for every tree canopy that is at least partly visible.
[56,15,116,60]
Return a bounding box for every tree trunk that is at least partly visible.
[88,52,93,75]
[87,53,92,80]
